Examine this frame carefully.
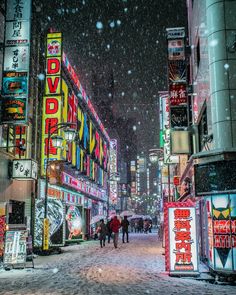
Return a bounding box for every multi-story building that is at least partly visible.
[0,1,111,257]
[174,0,236,275]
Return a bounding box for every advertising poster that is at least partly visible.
[4,230,27,266]
[34,198,65,247]
[1,96,27,122]
[1,0,31,124]
[168,207,198,274]
[65,205,83,241]
[2,72,28,96]
[230,194,236,271]
[209,194,234,271]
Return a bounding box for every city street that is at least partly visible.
[0,233,234,295]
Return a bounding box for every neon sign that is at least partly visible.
[62,53,110,142]
[41,32,62,176]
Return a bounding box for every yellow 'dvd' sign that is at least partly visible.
[43,218,50,250]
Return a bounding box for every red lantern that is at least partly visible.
[173,176,180,186]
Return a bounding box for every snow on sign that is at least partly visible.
[168,207,198,275]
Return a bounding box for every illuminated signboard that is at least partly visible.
[61,172,107,201]
[4,46,29,72]
[169,84,187,106]
[164,201,199,274]
[109,139,118,204]
[1,0,31,124]
[168,207,198,274]
[167,27,188,129]
[168,60,186,83]
[62,53,110,142]
[61,78,108,188]
[41,32,62,176]
[205,194,236,271]
[12,159,37,180]
[168,39,185,61]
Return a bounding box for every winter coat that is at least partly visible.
[97,223,107,240]
[110,218,121,233]
[121,219,129,231]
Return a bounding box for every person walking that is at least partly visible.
[97,219,107,248]
[121,216,129,243]
[106,218,112,243]
[110,215,121,248]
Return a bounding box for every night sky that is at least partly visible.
[34,0,187,156]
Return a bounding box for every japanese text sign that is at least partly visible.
[1,0,31,124]
[168,207,198,274]
[12,159,38,180]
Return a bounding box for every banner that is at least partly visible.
[41,32,63,176]
[1,0,31,124]
[109,139,118,204]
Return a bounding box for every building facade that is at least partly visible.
[171,0,236,275]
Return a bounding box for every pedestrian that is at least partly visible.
[138,218,143,233]
[110,215,121,248]
[134,220,139,233]
[106,218,112,243]
[121,216,129,243]
[144,219,149,234]
[96,219,107,248]
[149,220,153,233]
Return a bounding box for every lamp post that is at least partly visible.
[43,121,76,251]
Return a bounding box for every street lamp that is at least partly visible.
[43,122,77,251]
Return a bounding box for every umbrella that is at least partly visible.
[90,215,106,224]
[143,215,152,220]
[108,213,120,220]
[120,210,134,217]
[130,214,144,220]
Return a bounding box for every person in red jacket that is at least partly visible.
[110,215,121,248]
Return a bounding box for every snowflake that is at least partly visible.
[109,21,115,28]
[96,21,103,30]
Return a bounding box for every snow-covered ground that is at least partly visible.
[0,233,234,295]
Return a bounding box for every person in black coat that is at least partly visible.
[106,219,112,243]
[121,216,130,243]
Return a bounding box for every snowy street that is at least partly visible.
[0,233,234,295]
